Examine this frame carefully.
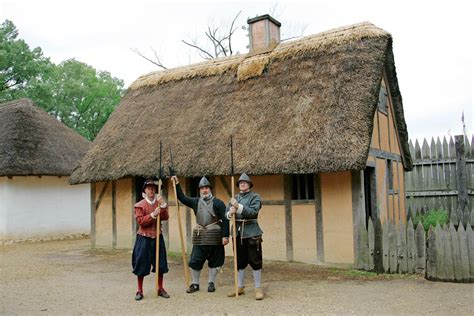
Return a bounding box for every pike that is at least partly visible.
[230,135,239,297]
[155,140,164,296]
[169,146,190,288]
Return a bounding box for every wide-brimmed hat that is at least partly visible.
[142,179,158,192]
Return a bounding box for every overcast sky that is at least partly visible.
[2,0,472,142]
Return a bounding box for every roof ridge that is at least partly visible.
[129,21,389,90]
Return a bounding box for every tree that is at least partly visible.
[0,20,51,99]
[0,20,124,141]
[26,59,124,140]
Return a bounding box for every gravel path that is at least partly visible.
[1,239,472,315]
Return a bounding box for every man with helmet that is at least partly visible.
[226,173,264,300]
[170,175,229,294]
[132,179,170,300]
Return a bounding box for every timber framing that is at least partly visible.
[90,183,96,248]
[351,170,365,266]
[369,148,402,162]
[314,174,324,263]
[283,175,293,261]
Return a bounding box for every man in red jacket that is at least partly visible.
[132,179,170,300]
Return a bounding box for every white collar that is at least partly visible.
[145,196,157,205]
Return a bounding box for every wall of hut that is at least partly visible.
[0,176,90,240]
[366,77,407,225]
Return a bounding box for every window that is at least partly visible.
[378,85,388,114]
[291,174,315,200]
[387,159,394,192]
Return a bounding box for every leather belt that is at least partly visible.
[195,221,220,236]
[235,219,257,243]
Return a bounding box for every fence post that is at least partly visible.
[373,216,384,273]
[435,224,446,280]
[368,217,375,271]
[415,222,425,274]
[398,222,408,273]
[457,223,470,282]
[426,225,437,280]
[389,222,397,273]
[407,218,416,273]
[455,135,468,216]
[450,223,463,282]
[382,221,389,273]
[467,224,474,282]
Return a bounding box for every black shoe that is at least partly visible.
[158,289,170,298]
[207,282,215,292]
[186,284,200,293]
[135,291,143,301]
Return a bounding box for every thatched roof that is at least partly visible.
[0,99,91,177]
[70,22,412,184]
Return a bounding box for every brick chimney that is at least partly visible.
[247,14,281,53]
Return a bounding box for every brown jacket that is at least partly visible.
[134,198,169,238]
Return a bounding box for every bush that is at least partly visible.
[413,209,449,231]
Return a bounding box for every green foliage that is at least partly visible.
[26,59,124,140]
[0,20,124,140]
[0,20,51,98]
[413,209,449,231]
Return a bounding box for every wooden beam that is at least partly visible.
[369,148,402,162]
[90,182,96,249]
[95,181,109,211]
[314,174,324,263]
[218,176,232,197]
[351,170,365,267]
[283,175,293,262]
[112,181,117,249]
[405,190,474,197]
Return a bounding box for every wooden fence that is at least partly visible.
[405,135,474,223]
[356,217,474,282]
[405,135,473,224]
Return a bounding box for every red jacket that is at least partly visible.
[134,198,169,238]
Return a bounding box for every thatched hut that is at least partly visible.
[0,98,91,241]
[70,17,412,265]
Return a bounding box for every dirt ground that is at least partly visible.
[1,238,473,315]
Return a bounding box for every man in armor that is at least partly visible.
[171,175,229,293]
[226,173,264,300]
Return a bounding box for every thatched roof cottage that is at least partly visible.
[0,98,91,241]
[70,16,412,265]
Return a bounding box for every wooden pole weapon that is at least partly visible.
[169,146,190,288]
[155,141,163,296]
[230,135,239,297]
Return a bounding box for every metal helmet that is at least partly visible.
[142,179,158,192]
[236,173,253,188]
[198,176,212,189]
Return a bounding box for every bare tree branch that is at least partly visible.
[150,47,167,69]
[206,26,227,57]
[130,48,168,69]
[181,40,215,59]
[228,10,241,55]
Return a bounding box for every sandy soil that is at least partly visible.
[1,238,473,315]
